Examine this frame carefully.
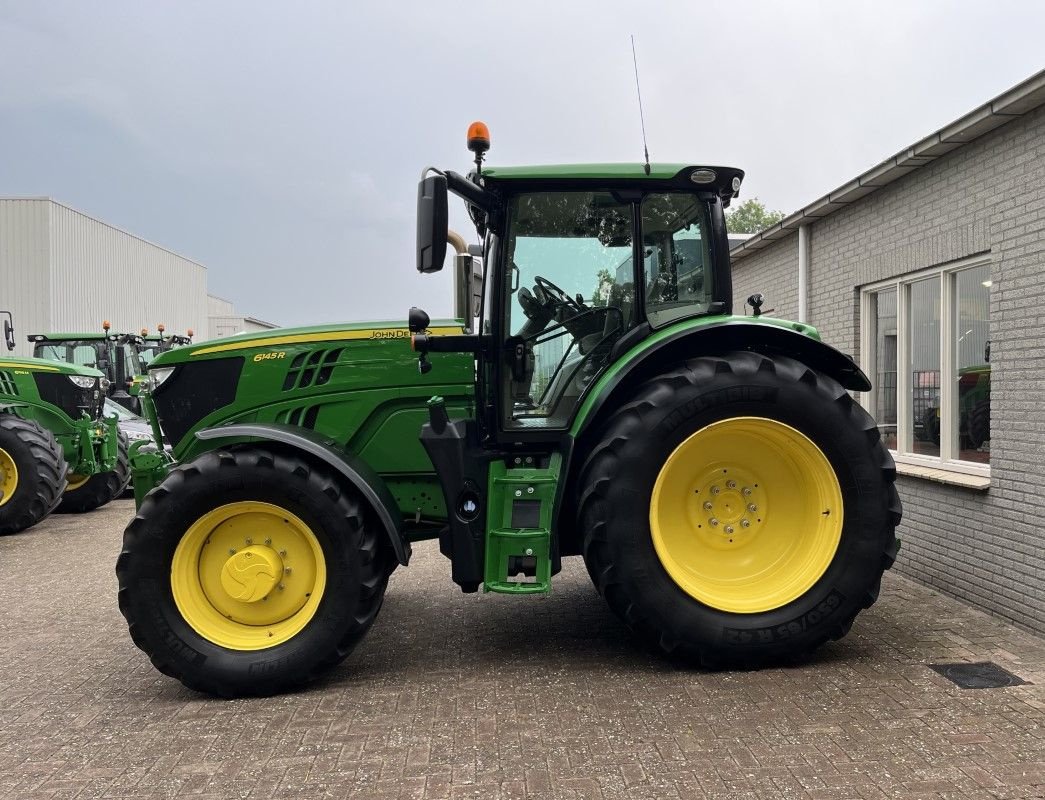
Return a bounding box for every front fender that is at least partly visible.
[195,423,409,565]
[572,318,870,438]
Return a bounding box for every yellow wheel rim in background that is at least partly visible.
[0,447,18,507]
[65,473,90,492]
[649,417,843,614]
[171,501,327,651]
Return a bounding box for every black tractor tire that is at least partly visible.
[967,400,990,450]
[577,351,901,666]
[922,407,941,446]
[0,415,67,535]
[55,430,130,514]
[116,447,393,697]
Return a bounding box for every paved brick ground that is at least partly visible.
[0,499,1042,799]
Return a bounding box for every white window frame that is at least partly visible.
[859,253,991,478]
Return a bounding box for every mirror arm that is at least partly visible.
[444,171,496,211]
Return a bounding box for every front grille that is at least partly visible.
[152,357,244,444]
[33,373,103,420]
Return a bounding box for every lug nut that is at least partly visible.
[710,486,720,495]
[228,548,236,555]
[284,567,292,575]
[726,480,736,489]
[245,538,253,545]
[741,519,750,528]
[278,584,285,591]
[748,504,758,513]
[725,525,734,534]
[279,550,287,557]
[709,518,719,526]
[742,487,752,496]
[265,538,272,545]
[703,501,713,511]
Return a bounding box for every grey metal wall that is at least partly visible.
[730,104,1045,634]
[48,201,207,342]
[0,200,52,357]
[0,199,207,355]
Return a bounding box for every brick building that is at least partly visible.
[731,69,1045,634]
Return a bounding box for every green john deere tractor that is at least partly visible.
[116,125,900,697]
[0,311,127,533]
[29,323,146,414]
[138,325,194,367]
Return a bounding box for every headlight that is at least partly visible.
[68,375,97,389]
[149,366,176,390]
[100,377,111,391]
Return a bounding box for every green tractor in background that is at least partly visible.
[138,324,194,367]
[29,322,146,414]
[116,124,900,697]
[0,311,128,533]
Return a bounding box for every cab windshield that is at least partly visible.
[502,189,712,429]
[34,340,106,369]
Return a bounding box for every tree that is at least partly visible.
[725,198,785,234]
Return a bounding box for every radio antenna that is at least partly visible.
[630,35,651,175]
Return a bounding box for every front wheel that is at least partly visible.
[578,351,901,665]
[0,415,67,535]
[116,447,393,696]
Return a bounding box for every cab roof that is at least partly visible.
[479,163,744,202]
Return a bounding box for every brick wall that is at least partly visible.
[730,104,1045,635]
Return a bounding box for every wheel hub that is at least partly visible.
[697,469,764,539]
[220,545,283,602]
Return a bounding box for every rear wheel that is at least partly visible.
[56,430,130,514]
[578,351,900,665]
[0,415,67,535]
[116,447,392,697]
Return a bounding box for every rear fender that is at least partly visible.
[573,319,870,440]
[195,422,409,565]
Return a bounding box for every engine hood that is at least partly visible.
[149,319,465,367]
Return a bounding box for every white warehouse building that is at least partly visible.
[0,197,274,357]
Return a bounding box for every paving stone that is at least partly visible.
[0,499,1042,799]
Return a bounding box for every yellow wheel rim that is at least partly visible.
[650,417,843,614]
[0,447,18,508]
[171,501,327,651]
[65,474,90,492]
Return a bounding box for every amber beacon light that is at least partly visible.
[467,121,490,155]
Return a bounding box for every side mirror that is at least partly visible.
[2,312,13,351]
[417,175,448,273]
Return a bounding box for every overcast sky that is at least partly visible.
[1,1,1043,327]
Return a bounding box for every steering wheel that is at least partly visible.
[534,276,585,314]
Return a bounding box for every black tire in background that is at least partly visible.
[116,447,394,697]
[578,351,901,666]
[0,415,67,535]
[55,430,130,514]
[967,399,990,450]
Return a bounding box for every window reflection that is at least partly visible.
[910,277,941,458]
[956,266,990,463]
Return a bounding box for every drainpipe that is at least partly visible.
[797,224,810,323]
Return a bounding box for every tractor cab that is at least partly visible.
[137,325,193,366]
[411,122,741,442]
[29,323,145,413]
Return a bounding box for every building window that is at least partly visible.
[860,255,991,475]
